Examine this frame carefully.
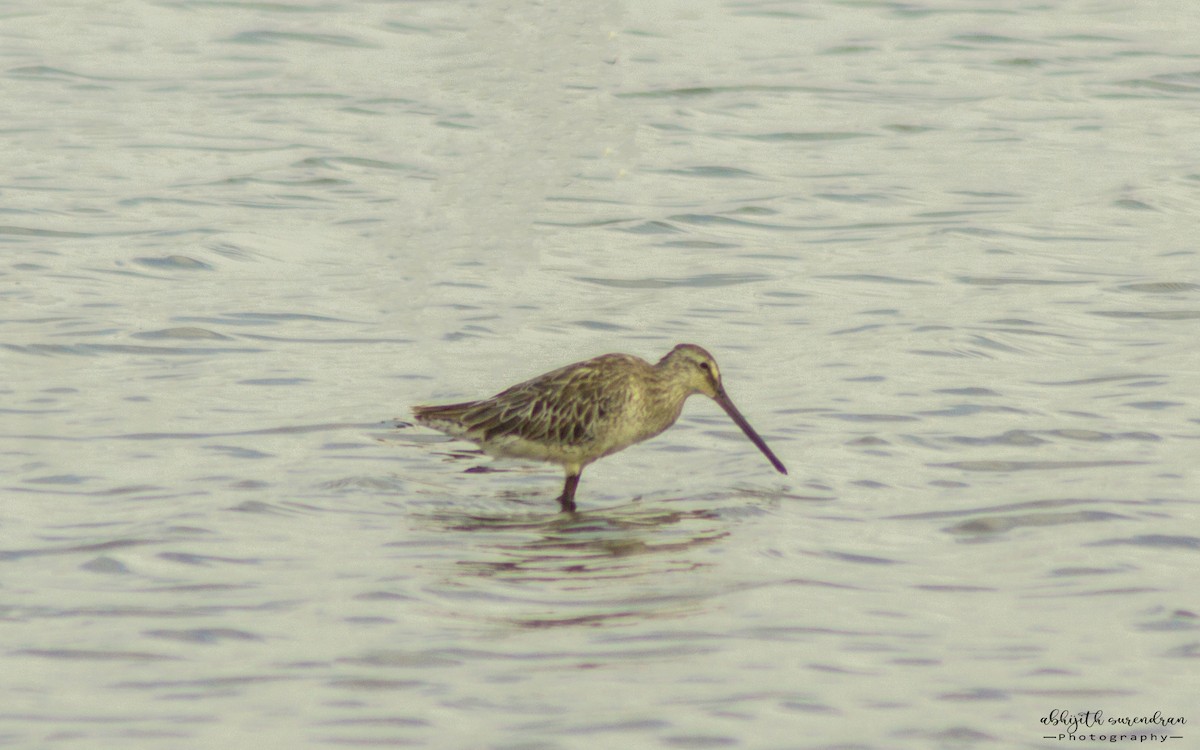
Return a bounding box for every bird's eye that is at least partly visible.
[698,362,710,372]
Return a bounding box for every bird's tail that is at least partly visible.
[412,401,481,437]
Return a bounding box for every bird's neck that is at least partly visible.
[642,360,695,428]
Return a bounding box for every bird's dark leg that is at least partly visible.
[556,471,581,513]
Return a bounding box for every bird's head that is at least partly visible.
[660,343,723,399]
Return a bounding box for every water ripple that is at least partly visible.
[576,273,772,289]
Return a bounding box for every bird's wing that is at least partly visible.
[445,354,638,447]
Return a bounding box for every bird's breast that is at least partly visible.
[593,387,687,457]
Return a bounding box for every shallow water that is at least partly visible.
[3,0,1198,748]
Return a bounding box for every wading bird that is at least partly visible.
[413,344,787,512]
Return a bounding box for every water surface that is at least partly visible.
[3,1,1198,748]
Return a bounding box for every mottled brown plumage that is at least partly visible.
[413,344,787,512]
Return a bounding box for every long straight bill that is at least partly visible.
[714,389,788,475]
